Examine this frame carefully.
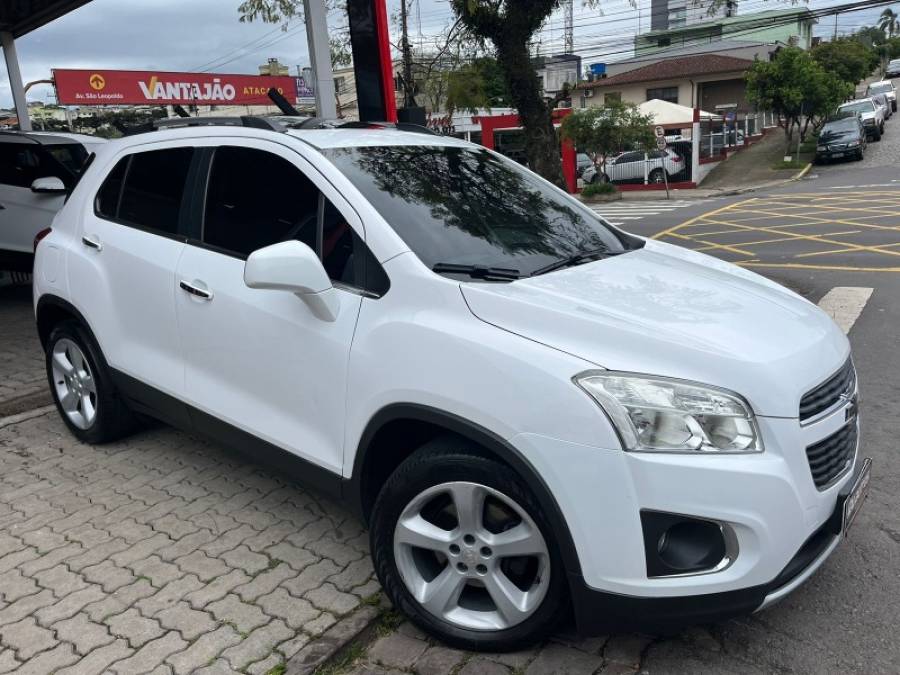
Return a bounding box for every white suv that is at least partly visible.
[0,131,105,271]
[33,118,870,651]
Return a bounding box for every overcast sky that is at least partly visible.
[0,0,892,108]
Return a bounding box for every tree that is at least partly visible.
[443,57,510,114]
[238,1,591,186]
[811,39,874,87]
[238,0,351,67]
[746,47,853,146]
[560,101,655,179]
[449,1,594,187]
[879,8,899,38]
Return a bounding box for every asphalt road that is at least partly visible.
[600,133,900,673]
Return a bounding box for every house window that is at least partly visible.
[605,92,622,104]
[646,87,679,104]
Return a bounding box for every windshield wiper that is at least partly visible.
[432,263,522,281]
[530,247,623,277]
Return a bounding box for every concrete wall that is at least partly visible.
[581,70,748,110]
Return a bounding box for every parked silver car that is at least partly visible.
[871,92,892,120]
[583,149,684,184]
[867,80,897,112]
[837,99,885,141]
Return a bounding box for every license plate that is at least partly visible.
[842,457,872,535]
[832,152,844,158]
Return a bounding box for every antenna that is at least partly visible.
[564,0,574,53]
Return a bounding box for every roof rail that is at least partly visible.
[337,121,438,135]
[153,116,286,132]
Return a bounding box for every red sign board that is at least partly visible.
[53,69,298,106]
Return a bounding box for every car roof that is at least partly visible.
[840,98,874,106]
[87,124,476,155]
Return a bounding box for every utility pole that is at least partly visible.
[400,0,416,107]
[833,12,838,40]
[564,0,574,54]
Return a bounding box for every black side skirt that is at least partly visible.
[110,369,343,500]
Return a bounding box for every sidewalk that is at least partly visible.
[0,283,51,416]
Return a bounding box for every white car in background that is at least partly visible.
[582,148,684,184]
[837,99,885,141]
[0,131,105,272]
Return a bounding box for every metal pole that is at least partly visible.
[303,0,337,119]
[1,31,32,131]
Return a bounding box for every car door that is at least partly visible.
[67,145,194,405]
[0,140,65,258]
[175,141,382,475]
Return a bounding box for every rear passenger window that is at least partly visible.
[95,158,128,220]
[118,148,193,235]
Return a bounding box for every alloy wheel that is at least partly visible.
[393,481,550,631]
[51,338,98,430]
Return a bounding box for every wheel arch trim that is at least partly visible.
[346,403,584,577]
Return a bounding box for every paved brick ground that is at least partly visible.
[0,284,47,413]
[0,411,380,674]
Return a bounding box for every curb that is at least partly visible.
[286,603,382,674]
[0,404,56,430]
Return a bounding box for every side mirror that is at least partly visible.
[244,240,340,322]
[31,177,67,194]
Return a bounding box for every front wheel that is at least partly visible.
[649,168,665,184]
[370,441,568,652]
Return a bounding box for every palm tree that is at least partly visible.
[878,8,899,38]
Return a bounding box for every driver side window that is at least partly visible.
[201,145,388,295]
[203,146,318,256]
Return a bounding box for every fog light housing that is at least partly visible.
[641,511,736,577]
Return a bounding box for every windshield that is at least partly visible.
[324,145,637,276]
[840,101,875,114]
[820,120,859,140]
[869,83,892,94]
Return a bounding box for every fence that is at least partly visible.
[699,111,779,160]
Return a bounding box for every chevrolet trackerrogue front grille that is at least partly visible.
[806,421,857,489]
[799,359,855,422]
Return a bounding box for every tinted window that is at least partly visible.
[203,146,318,257]
[95,158,129,220]
[0,143,43,188]
[324,145,633,276]
[119,148,193,235]
[840,101,875,114]
[44,144,88,175]
[202,146,385,292]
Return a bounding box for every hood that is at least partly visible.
[461,240,849,418]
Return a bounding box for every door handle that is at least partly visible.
[82,235,102,251]
[180,280,213,300]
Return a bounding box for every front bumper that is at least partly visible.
[567,458,869,633]
[816,147,861,161]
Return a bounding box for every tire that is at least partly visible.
[370,439,569,652]
[649,168,665,184]
[874,129,882,142]
[46,320,137,444]
[591,172,609,185]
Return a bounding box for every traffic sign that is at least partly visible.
[656,136,667,150]
[654,125,665,137]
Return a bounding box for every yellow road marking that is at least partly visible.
[668,232,753,256]
[794,241,900,258]
[693,230,861,252]
[651,199,753,240]
[738,261,900,272]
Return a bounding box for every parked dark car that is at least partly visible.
[815,117,866,163]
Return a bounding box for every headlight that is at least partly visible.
[816,145,826,151]
[864,118,875,126]
[847,140,860,147]
[575,372,763,454]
